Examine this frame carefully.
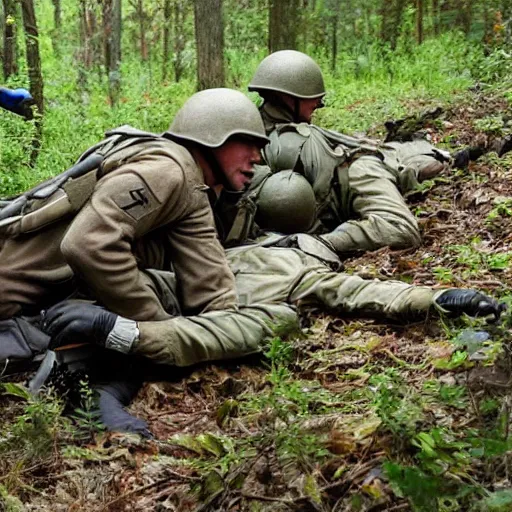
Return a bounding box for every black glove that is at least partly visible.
[42,301,117,349]
[436,290,507,322]
[96,380,152,438]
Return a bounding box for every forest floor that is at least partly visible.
[1,86,512,512]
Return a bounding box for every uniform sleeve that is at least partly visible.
[291,268,439,322]
[61,171,174,321]
[323,155,421,253]
[166,196,237,315]
[135,303,298,366]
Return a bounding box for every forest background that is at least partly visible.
[0,0,511,193]
[1,0,512,511]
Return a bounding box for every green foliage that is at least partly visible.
[0,384,68,461]
[0,484,25,512]
[369,368,424,437]
[384,462,468,512]
[486,196,512,225]
[471,490,512,511]
[70,380,105,441]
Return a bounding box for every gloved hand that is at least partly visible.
[42,301,117,349]
[96,380,152,438]
[435,289,507,322]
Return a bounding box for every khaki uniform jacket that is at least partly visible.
[0,138,236,320]
[260,103,449,254]
[135,240,447,366]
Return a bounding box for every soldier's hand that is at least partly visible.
[42,301,117,349]
[435,289,507,322]
[97,381,153,438]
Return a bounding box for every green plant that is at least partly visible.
[70,380,105,441]
[0,383,70,465]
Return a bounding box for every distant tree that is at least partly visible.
[103,0,122,106]
[21,0,43,116]
[2,0,18,79]
[269,0,299,51]
[20,0,43,162]
[416,0,424,43]
[329,0,340,72]
[51,0,61,55]
[162,0,171,80]
[432,0,440,36]
[131,0,147,60]
[174,0,187,82]
[194,0,224,90]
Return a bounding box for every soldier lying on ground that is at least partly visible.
[41,234,506,435]
[244,50,512,255]
[0,88,272,363]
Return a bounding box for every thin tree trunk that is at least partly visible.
[103,0,122,106]
[330,1,339,72]
[269,0,299,52]
[432,0,440,36]
[20,0,44,161]
[51,0,61,55]
[137,0,147,60]
[173,0,185,82]
[194,0,224,90]
[162,0,171,81]
[391,0,408,50]
[416,0,423,44]
[379,0,387,43]
[2,0,18,79]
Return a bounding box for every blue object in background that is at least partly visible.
[0,87,33,116]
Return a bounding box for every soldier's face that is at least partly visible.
[213,138,262,191]
[298,98,323,123]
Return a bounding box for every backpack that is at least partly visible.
[0,126,167,238]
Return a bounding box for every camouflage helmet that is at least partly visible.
[248,50,325,99]
[256,170,316,234]
[167,88,269,148]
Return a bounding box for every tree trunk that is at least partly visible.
[20,0,43,116]
[269,0,299,52]
[194,0,224,90]
[20,0,44,162]
[103,0,122,106]
[2,0,18,79]
[173,0,186,82]
[162,0,171,81]
[379,0,388,43]
[51,0,61,55]
[391,0,408,50]
[136,0,147,61]
[455,0,472,35]
[330,1,339,72]
[416,0,423,43]
[432,0,440,36]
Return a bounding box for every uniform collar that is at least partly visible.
[260,102,295,133]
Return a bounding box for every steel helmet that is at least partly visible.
[248,50,325,99]
[256,170,316,234]
[167,88,269,147]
